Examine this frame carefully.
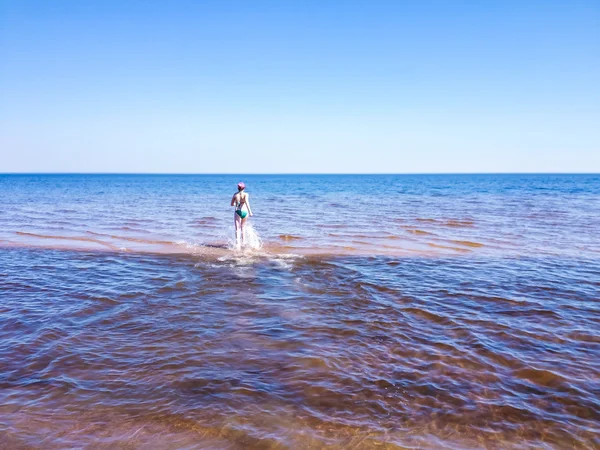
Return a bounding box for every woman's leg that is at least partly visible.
[234,213,242,248]
[240,217,247,246]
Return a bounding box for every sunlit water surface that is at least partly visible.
[0,174,599,448]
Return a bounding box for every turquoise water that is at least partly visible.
[0,174,599,448]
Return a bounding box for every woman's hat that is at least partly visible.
[237,182,245,190]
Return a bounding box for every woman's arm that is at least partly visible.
[231,194,237,207]
[246,194,253,216]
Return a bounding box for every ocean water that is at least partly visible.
[0,174,599,449]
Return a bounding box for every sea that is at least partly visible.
[0,174,598,449]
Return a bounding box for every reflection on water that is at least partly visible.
[1,175,599,448]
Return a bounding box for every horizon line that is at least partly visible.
[0,172,599,176]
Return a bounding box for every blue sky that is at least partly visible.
[1,0,599,173]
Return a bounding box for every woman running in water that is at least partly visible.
[231,182,253,248]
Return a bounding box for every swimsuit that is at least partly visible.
[235,193,248,219]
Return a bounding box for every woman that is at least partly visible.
[231,182,253,248]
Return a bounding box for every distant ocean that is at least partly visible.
[1,174,599,448]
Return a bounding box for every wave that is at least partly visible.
[405,229,435,236]
[415,218,476,228]
[85,231,174,245]
[278,234,304,241]
[6,227,493,259]
[452,240,484,248]
[3,237,475,259]
[119,226,151,233]
[15,231,121,251]
[427,243,471,253]
[191,217,220,226]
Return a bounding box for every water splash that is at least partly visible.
[228,222,263,252]
[243,223,263,250]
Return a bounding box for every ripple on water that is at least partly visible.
[0,250,599,447]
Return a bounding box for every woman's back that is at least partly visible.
[235,191,248,210]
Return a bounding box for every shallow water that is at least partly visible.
[1,174,599,448]
[1,174,599,257]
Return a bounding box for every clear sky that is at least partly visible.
[1,0,599,173]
